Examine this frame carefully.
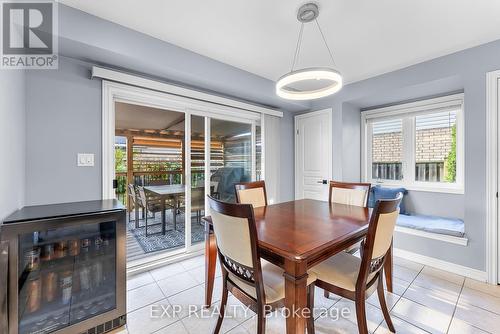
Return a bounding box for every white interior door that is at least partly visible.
[295,109,332,201]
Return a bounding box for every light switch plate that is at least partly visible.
[77,153,95,167]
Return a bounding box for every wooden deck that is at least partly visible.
[125,212,204,262]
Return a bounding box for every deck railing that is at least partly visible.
[372,162,445,182]
[114,170,205,208]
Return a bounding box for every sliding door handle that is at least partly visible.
[317,180,328,184]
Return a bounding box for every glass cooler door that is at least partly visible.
[17,221,117,334]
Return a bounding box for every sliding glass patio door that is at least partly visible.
[184,114,257,253]
[111,107,260,266]
[209,118,254,203]
[114,103,188,263]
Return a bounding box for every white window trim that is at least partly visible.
[361,93,465,194]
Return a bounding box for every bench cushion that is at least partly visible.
[397,214,465,238]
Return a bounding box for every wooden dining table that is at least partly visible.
[203,199,393,334]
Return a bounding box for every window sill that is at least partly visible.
[370,181,464,195]
[395,226,468,246]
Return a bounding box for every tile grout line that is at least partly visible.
[372,263,425,333]
[314,293,342,320]
[128,299,186,334]
[444,278,465,334]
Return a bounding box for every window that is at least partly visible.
[371,119,403,181]
[362,94,464,193]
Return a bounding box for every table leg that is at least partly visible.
[284,260,308,334]
[204,223,217,308]
[161,197,166,235]
[384,241,393,293]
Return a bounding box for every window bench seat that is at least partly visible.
[395,214,467,246]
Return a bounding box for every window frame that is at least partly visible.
[361,93,464,194]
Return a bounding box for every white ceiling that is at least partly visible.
[59,0,500,84]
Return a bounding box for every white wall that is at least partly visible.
[0,70,26,219]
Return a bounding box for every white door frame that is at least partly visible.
[294,108,333,200]
[102,80,261,269]
[486,69,500,284]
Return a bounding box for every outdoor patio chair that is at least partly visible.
[127,184,140,224]
[137,186,174,236]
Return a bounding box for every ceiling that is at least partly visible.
[115,103,251,137]
[59,0,500,84]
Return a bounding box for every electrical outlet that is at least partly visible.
[77,153,94,167]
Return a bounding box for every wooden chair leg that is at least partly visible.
[213,278,229,334]
[377,274,395,332]
[384,243,394,293]
[355,296,369,334]
[204,230,217,308]
[256,305,266,334]
[307,284,316,334]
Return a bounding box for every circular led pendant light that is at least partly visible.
[276,3,343,100]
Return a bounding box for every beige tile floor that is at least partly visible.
[115,254,500,334]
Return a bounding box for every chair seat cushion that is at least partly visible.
[228,260,316,304]
[311,252,373,291]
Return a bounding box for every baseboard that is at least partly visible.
[394,248,487,282]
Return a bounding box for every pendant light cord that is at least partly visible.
[291,22,304,71]
[315,18,337,66]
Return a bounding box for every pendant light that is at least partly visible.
[276,3,343,100]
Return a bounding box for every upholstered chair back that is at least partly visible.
[210,209,254,267]
[235,181,268,208]
[358,193,402,284]
[329,181,371,207]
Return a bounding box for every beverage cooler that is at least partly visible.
[0,200,126,334]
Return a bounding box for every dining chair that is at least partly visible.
[310,193,403,334]
[234,180,267,207]
[207,196,316,334]
[329,181,371,256]
[328,181,371,207]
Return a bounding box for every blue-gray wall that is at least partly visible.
[23,5,302,206]
[0,71,26,219]
[25,58,102,205]
[311,39,500,271]
[56,4,309,113]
